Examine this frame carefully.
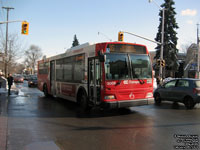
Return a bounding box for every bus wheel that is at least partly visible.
[43,84,49,97]
[79,91,91,112]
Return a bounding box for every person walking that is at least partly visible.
[7,73,13,95]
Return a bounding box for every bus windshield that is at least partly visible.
[105,53,152,80]
[105,53,130,80]
[130,54,152,79]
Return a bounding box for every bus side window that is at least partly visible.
[95,61,101,85]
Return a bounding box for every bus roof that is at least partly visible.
[38,41,148,63]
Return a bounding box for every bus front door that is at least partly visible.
[50,60,56,96]
[88,57,101,105]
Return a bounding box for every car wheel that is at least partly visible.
[184,96,195,109]
[154,93,161,105]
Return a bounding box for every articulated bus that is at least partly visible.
[38,42,154,110]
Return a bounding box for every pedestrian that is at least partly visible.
[7,73,13,95]
[156,76,160,86]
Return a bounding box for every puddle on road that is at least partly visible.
[17,89,34,97]
[24,141,61,150]
[18,89,28,97]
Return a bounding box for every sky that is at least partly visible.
[0,0,199,60]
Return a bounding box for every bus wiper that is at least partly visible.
[137,78,145,85]
[116,80,121,86]
[133,74,145,85]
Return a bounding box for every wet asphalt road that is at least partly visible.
[1,81,200,150]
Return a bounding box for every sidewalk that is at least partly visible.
[0,91,8,150]
[0,83,18,150]
[0,116,7,150]
[0,83,19,96]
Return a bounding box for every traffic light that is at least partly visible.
[161,60,165,67]
[156,59,165,67]
[118,31,124,41]
[156,59,160,66]
[21,21,29,35]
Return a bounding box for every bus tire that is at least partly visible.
[78,90,91,112]
[43,84,49,98]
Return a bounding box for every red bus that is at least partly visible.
[38,42,154,110]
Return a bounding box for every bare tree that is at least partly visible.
[0,33,25,74]
[24,45,42,74]
[12,63,25,74]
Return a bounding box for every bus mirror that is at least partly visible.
[103,55,106,62]
[99,54,106,62]
[99,55,106,62]
[98,50,106,62]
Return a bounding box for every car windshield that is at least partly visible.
[16,75,23,78]
[31,77,37,80]
[104,53,152,80]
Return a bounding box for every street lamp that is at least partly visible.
[149,0,165,83]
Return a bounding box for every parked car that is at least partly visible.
[23,74,29,80]
[28,76,38,87]
[153,78,200,109]
[163,77,174,83]
[13,75,24,83]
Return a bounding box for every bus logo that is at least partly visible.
[123,80,128,84]
[129,92,135,99]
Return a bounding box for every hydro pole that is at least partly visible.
[2,7,14,77]
[197,23,200,78]
[148,0,165,83]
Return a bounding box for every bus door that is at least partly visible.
[50,60,56,96]
[88,57,101,105]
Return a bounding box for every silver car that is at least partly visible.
[153,78,200,109]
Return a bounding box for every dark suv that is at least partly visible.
[28,76,38,87]
[154,78,200,109]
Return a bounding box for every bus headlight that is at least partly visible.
[146,92,153,98]
[104,95,115,100]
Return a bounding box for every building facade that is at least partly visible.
[184,43,198,78]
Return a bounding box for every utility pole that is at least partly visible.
[160,8,165,81]
[2,7,14,77]
[148,0,165,83]
[197,23,200,78]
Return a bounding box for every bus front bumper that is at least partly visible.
[103,98,154,109]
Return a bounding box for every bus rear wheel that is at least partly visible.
[43,84,49,97]
[79,91,91,112]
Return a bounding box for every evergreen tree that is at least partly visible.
[72,34,80,47]
[154,0,179,77]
